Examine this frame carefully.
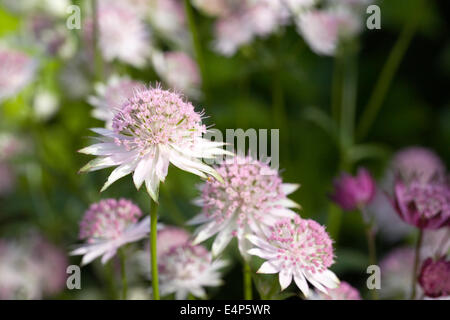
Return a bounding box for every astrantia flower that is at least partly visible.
[390,147,446,185]
[79,86,227,201]
[296,7,361,56]
[392,179,450,230]
[213,0,288,56]
[71,198,150,265]
[247,216,339,297]
[148,0,186,36]
[309,281,361,300]
[192,0,231,17]
[379,247,417,299]
[418,257,450,298]
[0,235,67,300]
[84,0,151,67]
[189,156,300,257]
[152,51,201,97]
[138,227,227,299]
[0,48,36,102]
[87,75,145,129]
[157,233,227,299]
[330,168,376,211]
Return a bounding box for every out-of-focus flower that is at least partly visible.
[192,0,231,17]
[330,168,376,211]
[138,227,227,299]
[79,85,228,201]
[392,179,450,230]
[0,163,15,196]
[156,227,190,257]
[366,189,414,242]
[422,228,450,260]
[0,133,26,161]
[389,147,446,185]
[1,0,70,17]
[71,198,150,265]
[379,247,417,299]
[0,236,68,299]
[152,51,201,97]
[247,216,339,297]
[189,156,300,258]
[84,0,151,67]
[418,257,450,298]
[147,0,186,40]
[33,89,59,121]
[213,0,288,56]
[296,7,361,56]
[28,14,75,58]
[308,281,361,300]
[87,75,145,129]
[0,48,36,102]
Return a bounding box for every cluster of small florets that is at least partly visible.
[267,216,334,274]
[201,157,284,227]
[403,181,450,220]
[112,87,205,154]
[79,198,142,243]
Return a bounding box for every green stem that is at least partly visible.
[119,248,127,300]
[243,262,253,300]
[183,0,207,96]
[356,2,422,141]
[410,230,423,300]
[150,198,160,300]
[91,0,104,81]
[364,223,378,300]
[340,50,358,149]
[331,55,343,125]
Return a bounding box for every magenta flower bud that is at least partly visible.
[418,257,450,298]
[392,179,450,230]
[330,168,376,211]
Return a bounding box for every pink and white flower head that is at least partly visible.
[192,0,231,17]
[247,216,339,297]
[296,7,361,56]
[0,48,36,102]
[392,179,450,230]
[330,168,376,211]
[213,0,288,56]
[157,232,227,299]
[156,226,190,257]
[148,0,186,37]
[71,198,150,265]
[139,227,227,299]
[189,156,300,257]
[87,75,145,129]
[152,51,201,97]
[309,281,361,300]
[379,247,417,299]
[84,0,151,67]
[0,236,67,299]
[79,85,228,201]
[390,147,446,185]
[418,257,450,298]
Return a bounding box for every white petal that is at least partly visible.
[279,269,293,290]
[145,171,160,202]
[246,234,278,253]
[101,163,134,191]
[314,270,340,289]
[193,221,223,244]
[78,143,119,156]
[187,213,211,225]
[133,156,153,190]
[257,261,280,274]
[212,221,235,257]
[282,183,300,195]
[247,248,276,260]
[294,272,310,298]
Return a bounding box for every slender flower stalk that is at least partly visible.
[364,221,378,300]
[243,262,253,300]
[183,0,207,97]
[356,0,423,141]
[411,230,423,300]
[119,248,127,300]
[150,198,160,300]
